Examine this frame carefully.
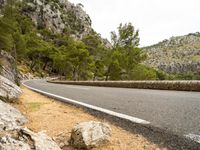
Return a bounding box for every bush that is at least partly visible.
[130,65,157,80]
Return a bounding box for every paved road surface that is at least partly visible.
[24,79,200,138]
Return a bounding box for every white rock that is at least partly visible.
[0,100,27,131]
[0,75,22,100]
[0,50,19,83]
[21,128,61,150]
[71,121,111,149]
[0,135,30,150]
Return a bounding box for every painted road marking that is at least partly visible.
[22,80,150,125]
[60,84,90,90]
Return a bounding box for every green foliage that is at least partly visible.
[174,72,200,80]
[130,65,157,80]
[0,1,174,81]
[0,18,13,50]
[105,23,147,80]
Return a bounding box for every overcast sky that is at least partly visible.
[69,0,200,46]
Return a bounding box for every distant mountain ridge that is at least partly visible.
[143,32,200,74]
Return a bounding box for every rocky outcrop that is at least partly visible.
[18,72,34,81]
[0,75,22,101]
[70,121,111,149]
[22,0,92,39]
[1,0,111,48]
[0,100,61,150]
[21,128,61,150]
[143,32,200,74]
[0,128,61,150]
[0,100,27,131]
[0,135,31,150]
[0,51,18,83]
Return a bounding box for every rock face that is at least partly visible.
[0,100,61,150]
[1,0,111,48]
[0,100,27,131]
[21,128,61,150]
[0,75,22,101]
[0,135,31,150]
[22,0,92,39]
[0,51,18,83]
[0,128,61,150]
[143,32,200,74]
[70,121,111,149]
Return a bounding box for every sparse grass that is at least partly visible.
[26,102,42,112]
[13,87,162,150]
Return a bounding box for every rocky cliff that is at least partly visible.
[143,32,200,74]
[0,51,19,83]
[22,0,92,39]
[1,0,93,39]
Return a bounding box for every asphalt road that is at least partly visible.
[24,79,200,139]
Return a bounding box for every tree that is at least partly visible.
[82,32,108,80]
[92,59,104,80]
[0,18,13,51]
[130,65,157,80]
[104,49,123,80]
[69,41,93,80]
[108,23,146,80]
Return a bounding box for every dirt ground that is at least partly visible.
[13,87,167,150]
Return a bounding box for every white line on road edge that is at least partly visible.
[22,80,150,125]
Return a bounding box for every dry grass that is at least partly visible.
[13,87,166,150]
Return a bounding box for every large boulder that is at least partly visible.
[0,100,27,131]
[0,75,22,101]
[0,128,61,150]
[0,135,31,150]
[21,128,61,150]
[70,121,111,149]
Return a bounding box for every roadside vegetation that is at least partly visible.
[0,0,194,81]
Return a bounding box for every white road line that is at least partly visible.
[60,84,90,90]
[22,80,150,125]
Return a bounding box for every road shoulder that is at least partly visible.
[12,86,163,150]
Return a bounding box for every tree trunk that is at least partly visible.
[43,60,48,70]
[105,66,111,81]
[72,67,77,81]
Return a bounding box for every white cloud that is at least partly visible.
[69,0,200,46]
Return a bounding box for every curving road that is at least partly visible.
[24,79,200,140]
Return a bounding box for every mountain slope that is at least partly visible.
[143,32,200,74]
[0,0,113,81]
[0,0,92,39]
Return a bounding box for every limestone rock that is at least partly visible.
[0,135,30,150]
[0,75,22,101]
[0,100,27,131]
[0,50,19,83]
[21,0,92,39]
[70,121,111,149]
[0,128,61,150]
[21,128,61,150]
[18,72,34,81]
[143,32,200,74]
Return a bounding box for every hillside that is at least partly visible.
[1,0,162,81]
[2,0,198,81]
[0,0,113,81]
[144,33,200,74]
[1,0,93,38]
